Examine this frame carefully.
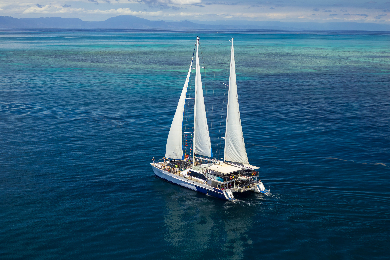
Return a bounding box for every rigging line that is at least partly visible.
[183,46,197,157]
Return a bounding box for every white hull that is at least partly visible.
[151,163,233,201]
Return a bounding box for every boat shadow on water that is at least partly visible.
[160,184,260,259]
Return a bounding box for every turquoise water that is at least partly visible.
[1,30,390,259]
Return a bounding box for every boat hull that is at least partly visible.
[151,163,230,201]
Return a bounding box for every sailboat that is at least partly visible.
[151,37,269,201]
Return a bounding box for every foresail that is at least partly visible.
[224,38,249,165]
[194,37,212,158]
[165,57,194,159]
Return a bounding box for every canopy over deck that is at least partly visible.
[242,164,259,170]
[208,163,242,175]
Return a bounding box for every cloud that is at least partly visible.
[313,8,319,11]
[140,0,201,5]
[323,10,332,12]
[22,4,163,17]
[171,0,201,3]
[375,14,387,19]
[23,5,83,14]
[63,4,71,8]
[202,1,239,6]
[87,0,136,3]
[356,13,368,17]
[329,14,338,16]
[36,4,43,8]
[135,0,200,10]
[86,7,163,16]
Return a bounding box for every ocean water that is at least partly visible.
[1,30,389,259]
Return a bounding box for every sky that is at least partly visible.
[0,0,389,24]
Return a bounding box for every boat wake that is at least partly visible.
[326,157,389,168]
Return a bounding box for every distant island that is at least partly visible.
[1,15,390,31]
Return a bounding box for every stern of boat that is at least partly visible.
[254,181,270,194]
[222,189,236,201]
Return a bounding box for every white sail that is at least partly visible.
[193,37,212,158]
[165,57,194,159]
[224,38,249,165]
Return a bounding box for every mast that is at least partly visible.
[193,37,198,166]
[224,38,249,165]
[193,36,212,165]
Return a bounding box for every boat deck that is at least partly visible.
[152,161,258,193]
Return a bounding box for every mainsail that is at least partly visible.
[224,38,249,165]
[193,37,212,158]
[165,56,194,159]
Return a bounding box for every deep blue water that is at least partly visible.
[1,30,390,259]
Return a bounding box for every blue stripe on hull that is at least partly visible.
[151,164,228,201]
[195,186,227,200]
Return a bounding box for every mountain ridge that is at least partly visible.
[1,15,389,31]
